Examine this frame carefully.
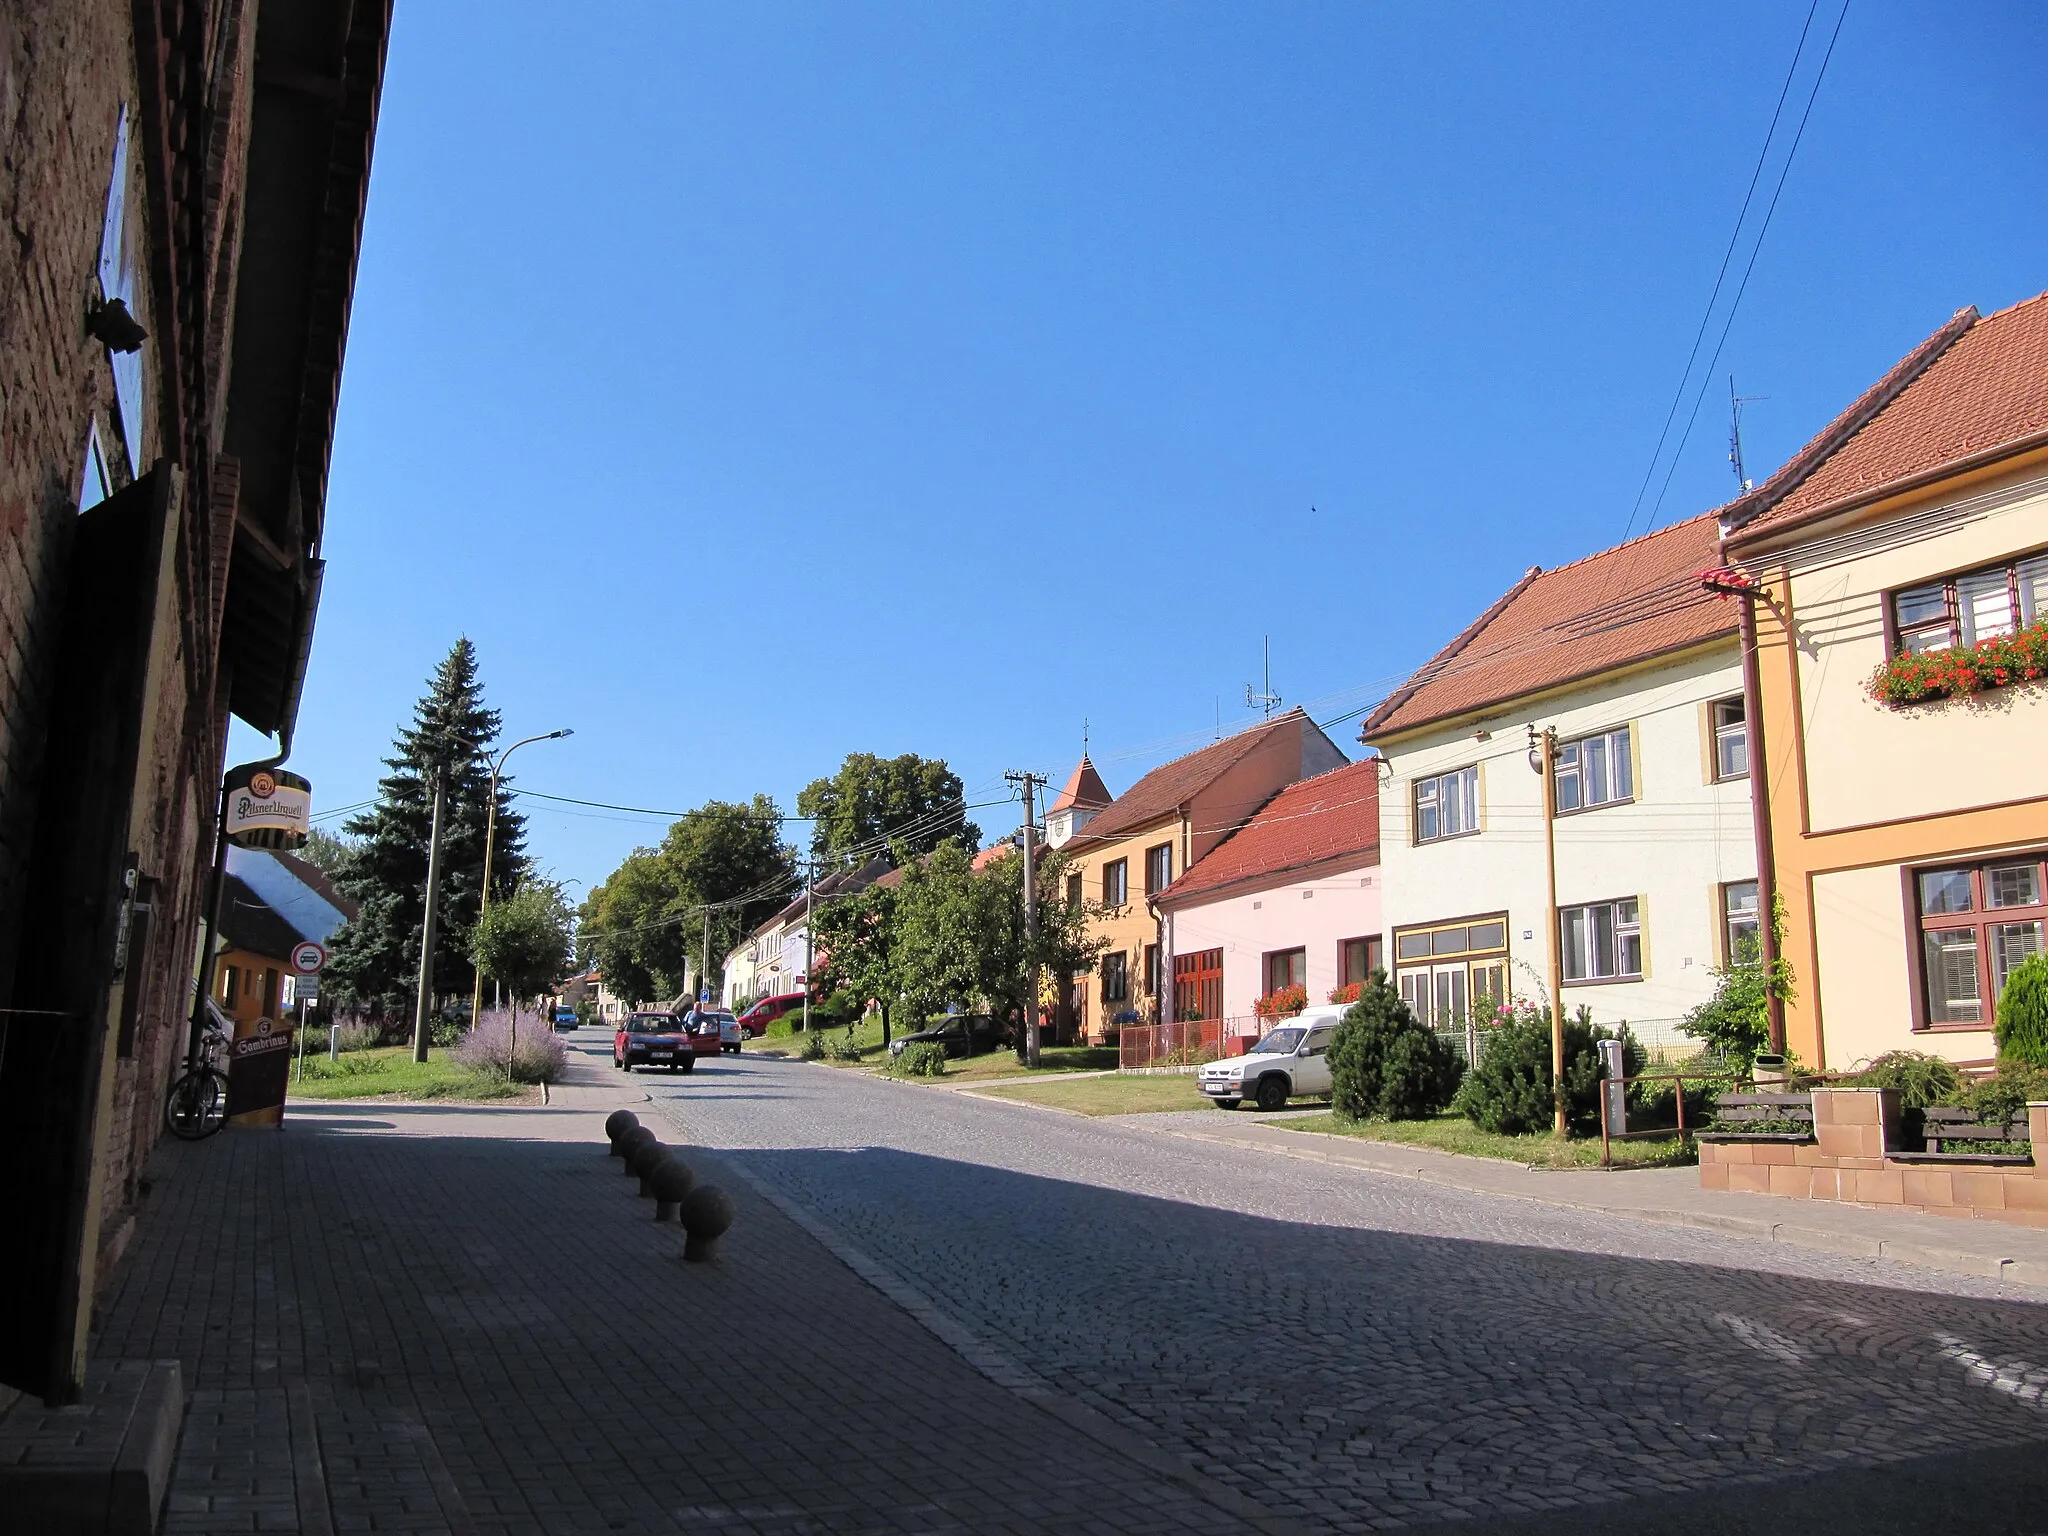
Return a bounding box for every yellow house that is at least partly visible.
[1722,292,2048,1069]
[1056,709,1346,1041]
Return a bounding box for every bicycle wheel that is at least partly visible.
[164,1067,228,1140]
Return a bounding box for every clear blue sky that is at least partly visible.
[242,1,2048,891]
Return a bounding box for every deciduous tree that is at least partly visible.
[797,753,978,870]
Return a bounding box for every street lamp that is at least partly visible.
[470,728,572,1027]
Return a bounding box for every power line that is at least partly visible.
[1642,0,1853,532]
[1621,0,1822,544]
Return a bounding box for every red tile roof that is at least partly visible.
[1727,292,2048,542]
[1070,709,1320,846]
[1048,756,1113,814]
[1363,512,1735,739]
[1156,759,1380,907]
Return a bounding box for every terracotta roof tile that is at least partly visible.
[1156,760,1380,907]
[1363,513,1735,739]
[1070,709,1319,846]
[1728,291,2048,541]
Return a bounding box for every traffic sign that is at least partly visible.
[291,940,327,975]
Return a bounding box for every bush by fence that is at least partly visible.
[1328,978,1463,1121]
[1455,1002,1643,1136]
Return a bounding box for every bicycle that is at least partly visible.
[164,1013,231,1140]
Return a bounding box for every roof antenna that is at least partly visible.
[1245,636,1281,719]
[1728,375,1765,493]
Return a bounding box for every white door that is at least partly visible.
[1296,1025,1336,1095]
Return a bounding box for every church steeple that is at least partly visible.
[1044,750,1112,848]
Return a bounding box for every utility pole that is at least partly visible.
[801,860,815,1032]
[701,907,711,1008]
[1529,726,1566,1137]
[413,773,448,1063]
[1006,771,1047,1067]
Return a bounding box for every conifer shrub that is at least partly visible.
[1454,1002,1642,1136]
[1995,953,2048,1067]
[1846,1049,1961,1109]
[1327,974,1463,1121]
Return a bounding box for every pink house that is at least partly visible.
[1153,759,1383,1028]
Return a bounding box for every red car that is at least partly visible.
[734,993,806,1038]
[613,1012,694,1073]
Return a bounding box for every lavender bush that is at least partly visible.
[454,1006,567,1084]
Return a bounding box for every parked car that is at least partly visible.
[553,1007,577,1030]
[718,1011,743,1054]
[614,1012,694,1073]
[1197,1007,1342,1111]
[684,1009,734,1060]
[733,993,805,1037]
[886,1014,1010,1060]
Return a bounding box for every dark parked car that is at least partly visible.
[613,1012,694,1073]
[886,1014,1010,1060]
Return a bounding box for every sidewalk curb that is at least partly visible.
[1124,1118,2048,1291]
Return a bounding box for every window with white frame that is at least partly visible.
[1555,726,1633,813]
[1710,698,1748,781]
[1892,551,2048,653]
[1561,897,1642,982]
[1413,765,1478,844]
[1721,880,1759,964]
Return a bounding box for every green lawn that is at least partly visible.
[753,1014,1118,1081]
[940,1044,1119,1081]
[1278,1110,1695,1169]
[974,1072,1209,1116]
[287,1045,535,1103]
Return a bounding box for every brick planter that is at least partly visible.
[1699,1089,2048,1228]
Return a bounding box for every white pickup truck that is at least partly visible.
[1197,1005,1345,1112]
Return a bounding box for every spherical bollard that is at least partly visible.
[637,1147,673,1198]
[605,1109,640,1155]
[650,1158,696,1221]
[678,1184,734,1262]
[619,1124,657,1174]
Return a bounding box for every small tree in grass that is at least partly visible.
[470,882,573,1072]
[1455,1000,1643,1136]
[1997,952,2048,1066]
[1327,971,1463,1121]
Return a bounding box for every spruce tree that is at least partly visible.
[325,639,529,1013]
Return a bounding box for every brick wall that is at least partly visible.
[1699,1088,2048,1229]
[0,0,258,1297]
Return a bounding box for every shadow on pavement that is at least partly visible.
[92,1110,2048,1536]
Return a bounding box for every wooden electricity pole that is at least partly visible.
[1006,770,1047,1067]
[412,774,448,1063]
[1531,726,1566,1137]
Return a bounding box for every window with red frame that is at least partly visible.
[1339,936,1383,988]
[1264,947,1306,995]
[1893,553,2048,654]
[1915,855,2047,1026]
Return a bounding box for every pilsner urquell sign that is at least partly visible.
[224,765,312,850]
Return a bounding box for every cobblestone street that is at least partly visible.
[636,1043,2048,1531]
[90,1035,2048,1534]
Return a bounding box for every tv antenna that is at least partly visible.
[1728,375,1766,492]
[1245,636,1281,719]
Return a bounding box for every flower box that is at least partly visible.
[1868,618,2048,706]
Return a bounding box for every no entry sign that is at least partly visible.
[291,940,327,975]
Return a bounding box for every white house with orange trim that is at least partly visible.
[1361,516,1759,1038]
[1723,291,2048,1070]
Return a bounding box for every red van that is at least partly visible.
[734,993,806,1037]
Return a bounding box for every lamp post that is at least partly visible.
[470,728,572,1030]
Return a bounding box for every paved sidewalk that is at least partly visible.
[1123,1110,2048,1288]
[90,1055,1267,1535]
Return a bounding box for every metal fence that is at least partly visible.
[1119,1017,1263,1071]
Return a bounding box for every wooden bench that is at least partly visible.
[1891,1106,2035,1165]
[1697,1091,1814,1141]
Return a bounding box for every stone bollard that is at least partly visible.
[619,1124,657,1174]
[631,1141,671,1196]
[678,1185,734,1262]
[651,1158,696,1221]
[605,1109,640,1156]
